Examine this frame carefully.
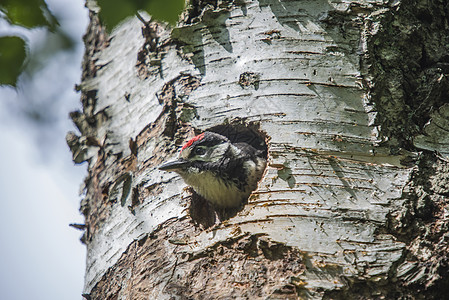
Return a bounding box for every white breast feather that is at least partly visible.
[182,170,245,207]
[181,155,266,208]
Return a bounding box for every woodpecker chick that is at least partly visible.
[159,131,266,207]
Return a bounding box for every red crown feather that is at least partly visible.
[181,133,205,152]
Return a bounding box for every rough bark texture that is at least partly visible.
[69,0,449,299]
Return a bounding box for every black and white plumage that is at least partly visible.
[159,128,267,208]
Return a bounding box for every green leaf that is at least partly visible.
[96,0,136,30]
[0,36,27,87]
[0,0,58,30]
[145,0,185,25]
[96,0,185,31]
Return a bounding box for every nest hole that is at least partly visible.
[189,121,269,227]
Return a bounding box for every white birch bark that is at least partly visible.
[70,0,449,299]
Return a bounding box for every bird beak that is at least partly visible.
[158,159,189,171]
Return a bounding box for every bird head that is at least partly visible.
[159,132,232,175]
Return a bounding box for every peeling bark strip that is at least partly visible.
[72,0,449,299]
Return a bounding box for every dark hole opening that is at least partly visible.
[188,122,269,226]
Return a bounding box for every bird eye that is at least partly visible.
[194,147,206,156]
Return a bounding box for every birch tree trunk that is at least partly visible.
[69,0,449,299]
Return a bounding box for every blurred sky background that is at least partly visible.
[0,0,89,299]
